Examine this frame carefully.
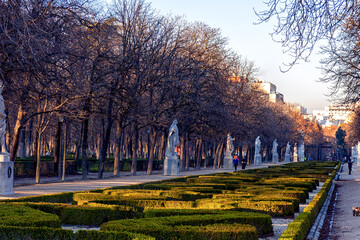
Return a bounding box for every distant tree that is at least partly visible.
[336,127,347,157]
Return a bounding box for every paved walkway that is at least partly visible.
[0,163,278,200]
[329,163,360,240]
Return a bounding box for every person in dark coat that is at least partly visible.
[348,159,353,175]
[241,158,247,170]
[233,155,239,171]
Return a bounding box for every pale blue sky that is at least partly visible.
[148,0,332,113]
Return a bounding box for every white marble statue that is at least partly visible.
[165,119,180,157]
[0,85,7,154]
[298,142,305,162]
[223,133,235,169]
[226,133,235,154]
[0,82,13,195]
[285,142,291,162]
[272,139,279,164]
[352,145,358,166]
[293,143,298,162]
[164,119,180,176]
[254,136,262,166]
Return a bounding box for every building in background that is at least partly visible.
[312,104,353,127]
[253,80,284,104]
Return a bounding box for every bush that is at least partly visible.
[101,211,273,237]
[279,177,335,239]
[0,203,61,228]
[14,202,142,226]
[1,192,74,203]
[0,226,155,240]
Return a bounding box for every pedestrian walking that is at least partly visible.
[241,158,247,170]
[348,158,353,175]
[233,155,239,171]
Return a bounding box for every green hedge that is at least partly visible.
[93,199,195,209]
[0,226,155,240]
[279,176,335,239]
[0,203,61,228]
[101,211,273,237]
[1,192,74,203]
[12,202,142,226]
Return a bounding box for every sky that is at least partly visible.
[147,0,332,113]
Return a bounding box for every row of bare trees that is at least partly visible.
[0,0,323,182]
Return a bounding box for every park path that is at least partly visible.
[327,163,360,240]
[0,163,278,200]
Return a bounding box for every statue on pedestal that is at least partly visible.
[0,82,13,195]
[223,133,235,169]
[285,142,291,162]
[254,136,262,166]
[293,143,298,162]
[163,119,180,176]
[0,85,8,154]
[272,139,278,164]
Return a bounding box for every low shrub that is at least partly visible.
[1,192,74,203]
[14,202,142,226]
[279,177,335,240]
[101,211,273,237]
[93,199,195,209]
[0,203,61,228]
[0,226,155,240]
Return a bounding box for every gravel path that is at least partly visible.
[324,163,360,240]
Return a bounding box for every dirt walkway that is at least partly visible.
[329,163,360,239]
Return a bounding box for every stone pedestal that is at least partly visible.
[254,153,262,166]
[0,154,14,195]
[223,152,233,169]
[284,153,291,162]
[272,153,279,164]
[163,155,180,176]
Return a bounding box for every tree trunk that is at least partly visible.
[35,131,41,184]
[146,127,156,175]
[54,120,61,176]
[74,124,83,172]
[81,119,89,180]
[19,128,26,158]
[216,141,225,168]
[62,121,67,181]
[131,121,139,176]
[179,133,186,171]
[185,134,190,170]
[98,99,114,179]
[195,138,202,170]
[10,104,26,161]
[114,120,122,176]
[26,119,33,157]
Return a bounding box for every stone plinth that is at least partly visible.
[223,152,233,169]
[272,153,279,164]
[163,155,180,176]
[254,153,262,166]
[0,154,14,195]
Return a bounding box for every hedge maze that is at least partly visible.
[0,161,339,240]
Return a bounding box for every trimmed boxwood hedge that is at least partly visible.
[0,203,61,228]
[101,211,273,237]
[0,226,155,240]
[16,202,142,225]
[279,171,337,239]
